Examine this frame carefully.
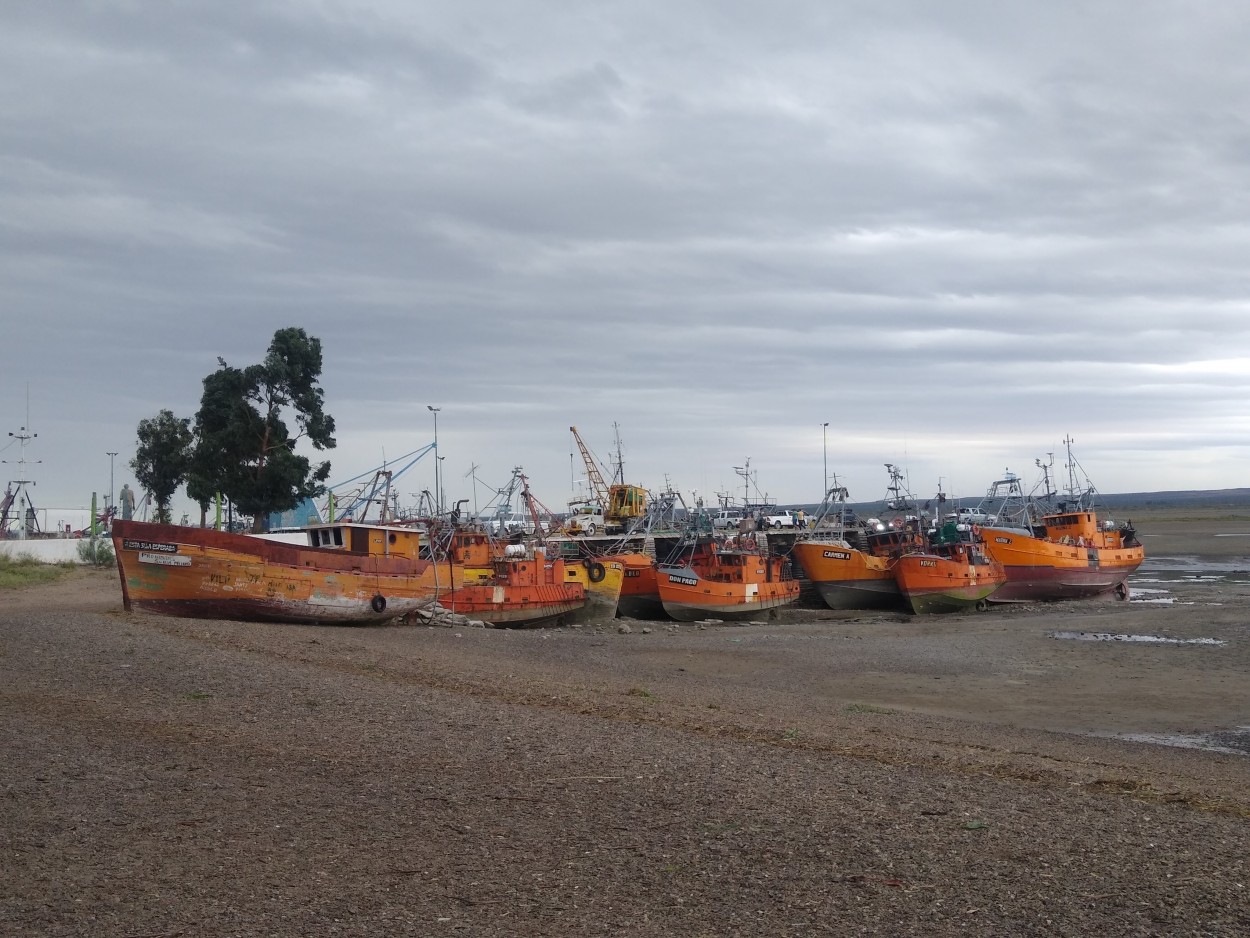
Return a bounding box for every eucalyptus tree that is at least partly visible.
[130,409,193,524]
[193,327,336,531]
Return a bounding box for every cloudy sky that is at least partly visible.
[4,1,1249,523]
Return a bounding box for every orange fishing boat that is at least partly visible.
[893,523,1006,614]
[790,484,920,610]
[981,508,1142,602]
[111,518,441,624]
[790,539,899,609]
[615,552,663,619]
[431,526,589,627]
[657,536,799,622]
[976,446,1144,602]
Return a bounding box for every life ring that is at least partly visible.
[370,594,387,614]
[741,537,757,551]
[587,561,606,583]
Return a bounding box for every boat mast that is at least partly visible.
[3,396,41,537]
[611,421,625,487]
[1034,452,1056,503]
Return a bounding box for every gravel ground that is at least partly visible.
[2,511,1249,936]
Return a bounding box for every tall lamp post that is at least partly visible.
[106,451,118,519]
[427,406,441,513]
[821,424,829,494]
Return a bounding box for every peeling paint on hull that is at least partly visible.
[112,519,440,625]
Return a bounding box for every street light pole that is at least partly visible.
[427,406,441,513]
[821,424,828,494]
[106,451,118,518]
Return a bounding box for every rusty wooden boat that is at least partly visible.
[112,518,441,624]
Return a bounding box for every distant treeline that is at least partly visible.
[1093,489,1250,511]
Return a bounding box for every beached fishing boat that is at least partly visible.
[976,443,1144,602]
[565,553,626,622]
[981,509,1143,602]
[789,481,931,610]
[614,552,664,619]
[791,539,899,609]
[893,523,1006,614]
[790,484,902,609]
[111,517,441,624]
[431,526,589,627]
[657,535,799,622]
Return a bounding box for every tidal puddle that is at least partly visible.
[1050,631,1225,645]
[1102,726,1250,757]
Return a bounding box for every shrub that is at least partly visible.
[77,538,116,566]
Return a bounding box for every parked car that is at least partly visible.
[712,509,745,529]
[482,512,535,535]
[943,506,990,524]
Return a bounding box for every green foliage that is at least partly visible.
[76,537,115,566]
[192,327,336,531]
[131,409,193,523]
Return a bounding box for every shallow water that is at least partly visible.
[1049,630,1224,645]
[1099,726,1250,757]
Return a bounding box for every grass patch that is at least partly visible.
[0,553,67,589]
[625,686,655,699]
[185,690,213,700]
[845,703,896,715]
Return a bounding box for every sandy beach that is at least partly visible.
[2,507,1248,936]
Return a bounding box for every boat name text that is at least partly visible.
[822,550,851,560]
[123,539,179,553]
[919,559,937,567]
[667,574,699,587]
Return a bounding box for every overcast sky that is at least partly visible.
[4,1,1249,523]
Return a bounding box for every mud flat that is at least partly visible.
[2,507,1248,936]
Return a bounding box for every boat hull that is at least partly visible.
[612,553,667,619]
[894,553,1005,615]
[789,540,902,610]
[565,558,626,623]
[656,562,799,622]
[438,584,585,627]
[981,528,1143,602]
[111,520,438,625]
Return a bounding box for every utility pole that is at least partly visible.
[426,405,441,513]
[107,451,118,519]
[821,423,829,494]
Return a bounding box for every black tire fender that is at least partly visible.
[587,561,606,583]
[371,594,387,614]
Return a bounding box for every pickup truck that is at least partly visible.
[760,509,799,529]
[712,509,745,529]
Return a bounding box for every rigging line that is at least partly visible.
[328,444,435,489]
